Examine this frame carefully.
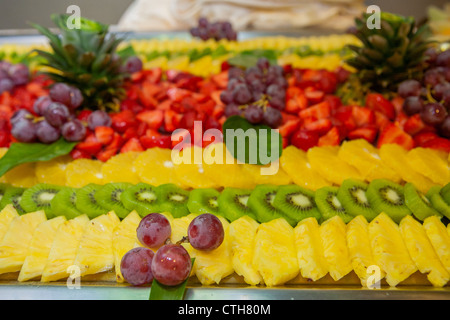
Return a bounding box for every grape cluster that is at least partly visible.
[121,213,224,286]
[399,48,450,138]
[220,58,287,128]
[190,17,237,41]
[0,61,29,94]
[11,83,87,144]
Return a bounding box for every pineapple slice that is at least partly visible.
[347,215,385,287]
[229,215,262,286]
[74,211,120,277]
[0,205,19,242]
[170,214,197,277]
[319,216,353,281]
[368,213,417,287]
[399,215,449,287]
[294,217,328,281]
[0,210,47,274]
[41,214,90,282]
[112,211,141,282]
[406,148,450,186]
[241,163,292,186]
[423,216,450,273]
[190,216,234,285]
[252,218,299,286]
[18,216,66,282]
[307,146,363,185]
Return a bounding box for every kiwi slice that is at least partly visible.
[49,187,81,219]
[0,183,10,210]
[441,182,450,205]
[157,183,190,218]
[366,179,411,224]
[20,183,63,217]
[337,179,377,221]
[404,183,441,221]
[96,183,132,219]
[75,184,107,219]
[427,186,450,219]
[272,184,321,225]
[217,188,255,222]
[0,186,26,215]
[187,188,220,215]
[315,186,353,223]
[121,183,161,217]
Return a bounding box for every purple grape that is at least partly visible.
[248,79,266,94]
[136,213,171,248]
[198,17,209,28]
[232,83,252,105]
[227,77,244,91]
[87,110,112,130]
[10,109,33,126]
[0,78,14,94]
[257,57,270,71]
[436,50,450,67]
[49,83,83,109]
[35,120,61,143]
[33,96,53,116]
[269,96,285,111]
[244,104,264,124]
[439,116,450,138]
[424,47,439,64]
[151,244,191,286]
[190,27,200,37]
[433,82,450,101]
[228,67,244,80]
[224,103,241,117]
[43,102,70,127]
[263,106,283,128]
[403,96,424,116]
[220,90,233,104]
[398,79,422,98]
[424,68,446,87]
[124,56,143,74]
[68,87,84,110]
[8,63,29,86]
[421,103,448,126]
[188,214,224,251]
[0,61,12,73]
[11,118,36,143]
[120,247,154,286]
[443,91,450,108]
[61,119,87,142]
[0,68,8,80]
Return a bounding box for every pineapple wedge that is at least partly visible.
[253,218,299,286]
[368,213,417,287]
[0,210,47,274]
[112,211,141,283]
[399,215,449,287]
[74,211,120,277]
[423,216,450,273]
[170,214,197,277]
[41,214,90,282]
[229,215,262,286]
[347,215,385,287]
[0,205,19,242]
[319,216,352,281]
[407,148,450,186]
[294,217,328,281]
[18,216,66,282]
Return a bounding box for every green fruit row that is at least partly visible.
[0,179,449,225]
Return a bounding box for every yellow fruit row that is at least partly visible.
[2,140,449,194]
[0,204,449,288]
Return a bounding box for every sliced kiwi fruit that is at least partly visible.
[121,183,161,217]
[49,187,81,219]
[217,188,256,222]
[272,184,320,225]
[0,186,26,215]
[96,182,132,218]
[187,188,220,215]
[75,183,107,219]
[0,183,10,210]
[404,183,441,221]
[315,186,353,223]
[366,179,411,224]
[337,179,377,221]
[157,183,190,218]
[20,183,63,218]
[441,182,450,205]
[427,186,450,219]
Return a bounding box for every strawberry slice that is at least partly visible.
[299,101,331,120]
[323,95,342,111]
[348,125,378,144]
[278,118,301,138]
[365,93,396,120]
[351,106,375,127]
[94,126,115,145]
[413,131,439,146]
[332,106,357,132]
[164,109,182,132]
[403,114,427,136]
[377,124,414,150]
[96,148,118,162]
[121,137,144,153]
[136,109,164,130]
[111,110,137,133]
[318,127,340,147]
[304,88,325,104]
[374,110,391,132]
[76,140,103,155]
[302,118,333,136]
[138,82,160,108]
[70,148,91,160]
[211,71,228,89]
[145,68,163,84]
[290,129,319,151]
[140,135,172,149]
[167,87,191,102]
[421,137,450,153]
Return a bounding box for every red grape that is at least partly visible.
[11,118,36,143]
[87,110,112,130]
[398,79,421,98]
[188,214,224,251]
[263,107,283,128]
[124,56,143,74]
[137,213,171,248]
[43,102,70,127]
[8,63,29,86]
[120,247,155,286]
[436,50,450,67]
[33,96,52,116]
[244,104,264,124]
[35,120,61,143]
[49,83,83,110]
[421,103,448,126]
[151,244,192,286]
[11,109,32,126]
[224,103,241,117]
[0,78,13,94]
[403,96,424,116]
[232,83,252,105]
[439,116,450,138]
[61,119,87,142]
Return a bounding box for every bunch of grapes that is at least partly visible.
[220,57,288,128]
[190,17,237,41]
[121,213,224,286]
[11,83,88,144]
[399,48,450,138]
[0,61,29,94]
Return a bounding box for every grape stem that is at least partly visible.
[176,236,189,246]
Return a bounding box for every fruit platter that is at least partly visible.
[0,11,449,300]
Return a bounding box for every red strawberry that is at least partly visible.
[70,148,91,160]
[403,114,427,136]
[111,110,137,133]
[144,67,163,84]
[94,126,115,145]
[138,82,160,108]
[348,126,378,144]
[164,109,182,132]
[299,101,331,120]
[377,124,414,150]
[123,127,138,141]
[278,118,301,138]
[413,131,439,146]
[76,110,92,122]
[323,95,342,111]
[351,106,375,127]
[304,88,325,104]
[290,129,319,151]
[211,71,228,89]
[421,137,450,153]
[365,93,396,120]
[332,106,357,132]
[167,88,191,102]
[318,70,338,94]
[136,109,164,130]
[303,118,333,136]
[374,111,391,131]
[76,140,103,155]
[156,99,172,111]
[120,137,144,153]
[141,134,172,149]
[318,127,340,147]
[96,148,118,162]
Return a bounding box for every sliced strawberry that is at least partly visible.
[332,106,357,132]
[145,67,163,84]
[299,101,331,120]
[111,110,137,133]
[136,109,164,130]
[94,126,115,145]
[278,118,301,138]
[171,129,192,149]
[318,70,338,94]
[156,99,172,111]
[210,90,224,107]
[96,148,118,162]
[285,87,308,113]
[391,95,405,115]
[198,81,218,97]
[394,111,409,130]
[121,137,144,153]
[365,93,396,120]
[348,125,378,144]
[304,88,325,104]
[351,106,375,127]
[76,110,92,123]
[70,148,91,160]
[403,114,427,136]
[121,99,144,114]
[323,95,342,111]
[106,132,124,151]
[167,87,191,102]
[138,82,160,109]
[164,109,182,132]
[302,118,333,136]
[140,135,172,149]
[413,131,439,146]
[76,140,103,155]
[377,124,414,150]
[290,129,319,151]
[123,127,138,141]
[318,127,340,147]
[421,137,450,153]
[374,110,391,132]
[210,71,228,89]
[192,92,209,103]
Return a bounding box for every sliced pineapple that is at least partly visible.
[319,216,352,281]
[0,205,19,242]
[112,211,142,283]
[229,215,262,286]
[0,210,47,274]
[406,148,450,186]
[294,217,328,281]
[241,162,292,186]
[422,216,450,273]
[347,215,385,287]
[74,211,120,277]
[252,218,299,286]
[368,213,417,287]
[399,215,449,287]
[18,216,66,282]
[41,214,90,282]
[170,214,197,277]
